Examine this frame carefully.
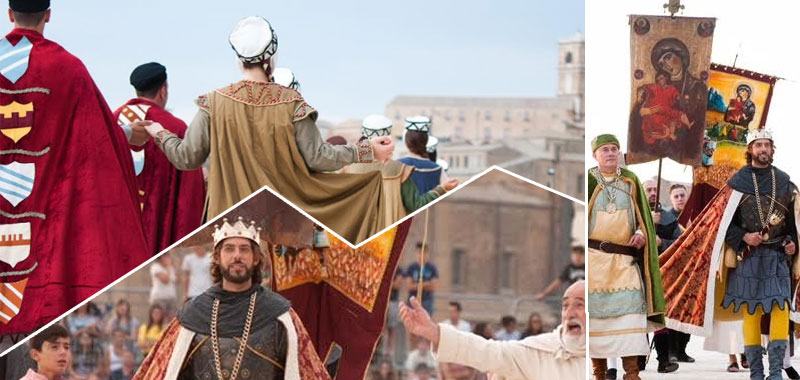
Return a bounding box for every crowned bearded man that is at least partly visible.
[660,129,799,380]
[132,217,332,380]
[142,17,394,244]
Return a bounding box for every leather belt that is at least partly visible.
[588,239,641,257]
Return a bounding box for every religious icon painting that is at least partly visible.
[626,15,716,166]
[698,64,778,186]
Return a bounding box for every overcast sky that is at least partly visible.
[33,0,583,123]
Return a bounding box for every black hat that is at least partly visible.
[129,62,167,92]
[9,0,50,12]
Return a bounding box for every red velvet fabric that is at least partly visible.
[114,98,205,254]
[0,29,149,336]
[278,220,411,380]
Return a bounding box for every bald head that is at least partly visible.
[562,280,585,338]
[643,179,659,205]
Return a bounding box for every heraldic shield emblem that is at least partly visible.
[0,161,34,207]
[0,221,30,268]
[0,36,32,84]
[0,101,33,143]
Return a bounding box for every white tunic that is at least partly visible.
[434,324,585,380]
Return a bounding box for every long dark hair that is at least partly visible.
[146,304,165,330]
[405,130,429,158]
[210,239,265,286]
[114,299,131,321]
[745,142,776,165]
[521,312,544,338]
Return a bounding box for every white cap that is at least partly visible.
[361,115,393,138]
[437,158,449,171]
[273,67,298,89]
[746,128,773,145]
[426,136,439,153]
[229,17,278,63]
[404,115,431,132]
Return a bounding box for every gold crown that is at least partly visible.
[213,217,261,247]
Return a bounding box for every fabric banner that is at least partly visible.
[272,220,410,380]
[681,64,778,223]
[659,186,734,336]
[627,15,715,166]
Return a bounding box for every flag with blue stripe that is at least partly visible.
[0,162,34,207]
[0,36,32,84]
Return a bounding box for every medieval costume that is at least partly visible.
[114,63,205,254]
[659,129,799,380]
[0,1,149,337]
[272,67,300,91]
[132,218,331,380]
[434,323,585,380]
[587,134,664,380]
[150,17,384,244]
[397,116,445,195]
[346,115,445,228]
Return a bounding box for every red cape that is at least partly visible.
[0,29,149,336]
[114,98,205,254]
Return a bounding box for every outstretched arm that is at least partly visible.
[293,116,375,171]
[399,297,538,379]
[148,110,211,170]
[401,178,458,212]
[536,278,562,300]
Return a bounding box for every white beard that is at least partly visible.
[562,331,586,352]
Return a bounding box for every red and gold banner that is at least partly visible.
[272,220,411,380]
[680,64,778,223]
[627,15,715,166]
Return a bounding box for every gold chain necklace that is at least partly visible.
[591,167,622,214]
[752,168,776,231]
[211,291,257,380]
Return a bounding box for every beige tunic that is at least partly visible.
[345,160,412,230]
[158,81,383,243]
[434,324,585,380]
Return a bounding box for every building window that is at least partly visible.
[484,127,491,140]
[445,110,452,121]
[449,156,454,168]
[565,52,573,64]
[577,174,584,195]
[503,128,510,139]
[504,111,511,122]
[455,156,460,168]
[455,127,463,139]
[485,111,492,121]
[452,249,466,286]
[524,111,531,122]
[500,251,515,289]
[458,110,465,122]
[395,111,401,120]
[463,155,469,168]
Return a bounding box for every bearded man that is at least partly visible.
[132,217,332,380]
[399,281,586,380]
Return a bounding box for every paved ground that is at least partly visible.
[618,336,799,379]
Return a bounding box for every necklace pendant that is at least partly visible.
[762,232,770,241]
[606,202,617,214]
